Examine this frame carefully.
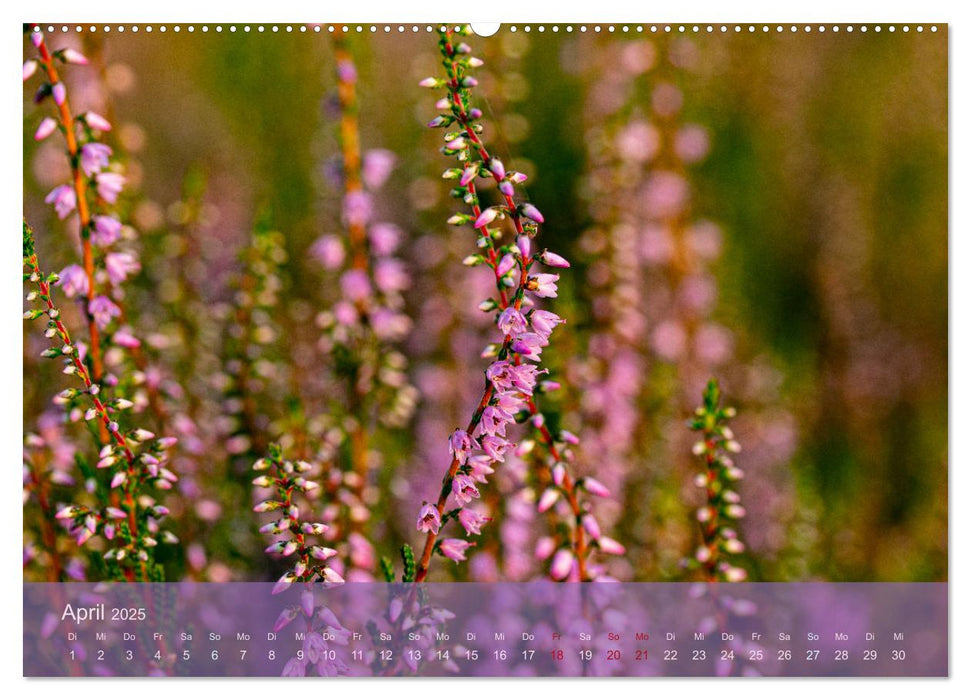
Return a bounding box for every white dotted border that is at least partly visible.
[27,23,942,35]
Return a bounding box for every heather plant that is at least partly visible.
[26,30,166,433]
[685,379,748,583]
[252,443,343,590]
[411,25,622,583]
[24,221,178,582]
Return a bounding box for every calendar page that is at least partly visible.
[21,21,948,679]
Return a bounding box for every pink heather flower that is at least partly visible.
[516,235,531,259]
[96,172,125,203]
[45,185,76,220]
[497,308,528,336]
[527,273,559,298]
[495,391,525,415]
[451,473,480,505]
[550,549,574,580]
[310,234,345,269]
[440,538,472,563]
[57,264,89,298]
[539,250,570,268]
[112,328,141,349]
[60,48,88,65]
[416,503,441,534]
[537,488,559,512]
[582,477,611,498]
[487,361,541,395]
[520,202,544,224]
[362,149,396,190]
[104,251,141,285]
[80,142,113,177]
[23,60,37,81]
[88,295,121,330]
[466,454,494,483]
[458,509,489,536]
[34,117,57,141]
[52,83,66,106]
[598,537,626,556]
[368,223,401,255]
[581,514,602,540]
[340,269,372,302]
[474,207,499,229]
[473,404,513,438]
[374,259,409,293]
[529,310,565,338]
[343,191,372,228]
[448,429,477,464]
[337,58,357,83]
[83,111,112,132]
[616,120,661,163]
[510,332,548,362]
[675,124,711,164]
[91,216,122,246]
[480,435,510,462]
[333,301,359,327]
[495,253,516,277]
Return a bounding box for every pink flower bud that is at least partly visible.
[34,117,56,141]
[473,207,499,229]
[84,112,112,131]
[582,477,610,498]
[495,254,516,277]
[550,549,574,580]
[52,83,66,106]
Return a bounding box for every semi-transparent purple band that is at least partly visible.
[24,582,947,677]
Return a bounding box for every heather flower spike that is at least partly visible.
[23,221,177,582]
[411,25,620,583]
[252,443,343,588]
[687,379,748,583]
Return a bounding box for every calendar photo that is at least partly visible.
[20,20,948,678]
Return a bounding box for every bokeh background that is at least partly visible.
[23,25,947,583]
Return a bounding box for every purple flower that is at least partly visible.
[451,473,480,505]
[440,538,472,562]
[56,264,89,298]
[83,112,112,132]
[480,435,510,462]
[529,310,565,339]
[336,58,357,84]
[539,250,570,268]
[80,142,112,178]
[510,332,548,362]
[374,259,409,293]
[527,273,559,298]
[416,503,441,534]
[91,216,122,246]
[448,429,477,464]
[458,509,489,536]
[487,361,541,396]
[550,549,574,580]
[343,191,372,228]
[466,454,494,483]
[104,252,140,285]
[88,295,121,330]
[45,185,76,220]
[51,83,66,106]
[368,223,401,256]
[340,269,372,302]
[95,172,125,204]
[310,235,345,270]
[34,117,57,141]
[495,253,516,277]
[362,149,396,190]
[497,307,527,336]
[520,202,544,224]
[473,405,513,438]
[112,328,141,349]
